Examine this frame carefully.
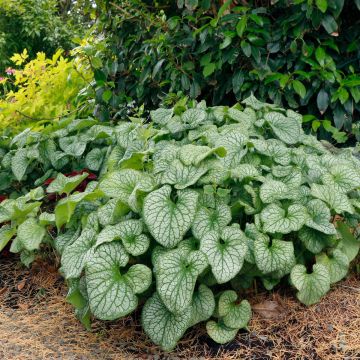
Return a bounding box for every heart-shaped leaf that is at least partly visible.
[259,179,290,203]
[143,185,198,248]
[192,200,231,240]
[61,228,97,279]
[311,184,353,214]
[156,248,208,313]
[86,242,152,320]
[200,226,248,284]
[218,290,251,329]
[99,169,155,212]
[264,112,301,145]
[189,284,215,327]
[316,249,349,283]
[206,320,238,344]
[17,218,46,251]
[254,235,295,274]
[321,164,360,193]
[261,203,308,234]
[290,263,330,305]
[142,292,192,351]
[298,226,334,254]
[179,144,226,166]
[305,199,336,235]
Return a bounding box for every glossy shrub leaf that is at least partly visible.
[143,185,198,248]
[142,292,192,351]
[290,264,330,305]
[86,242,152,320]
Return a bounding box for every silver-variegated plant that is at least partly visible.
[3,96,360,351]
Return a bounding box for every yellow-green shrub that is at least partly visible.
[0,49,92,131]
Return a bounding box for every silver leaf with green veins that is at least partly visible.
[290,264,330,306]
[190,284,215,327]
[156,248,208,313]
[86,242,151,320]
[143,185,199,248]
[142,292,192,352]
[200,226,248,284]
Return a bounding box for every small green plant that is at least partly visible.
[1,96,360,351]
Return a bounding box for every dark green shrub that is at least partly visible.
[82,0,360,142]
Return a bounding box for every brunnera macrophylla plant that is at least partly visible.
[2,96,360,351]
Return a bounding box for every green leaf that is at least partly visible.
[0,225,16,252]
[298,227,333,254]
[261,203,308,234]
[99,169,155,212]
[321,15,338,34]
[156,248,208,313]
[336,222,360,262]
[17,218,46,251]
[61,228,97,279]
[206,320,238,344]
[305,199,336,234]
[190,284,215,326]
[315,47,326,66]
[231,164,261,182]
[236,16,247,37]
[254,236,295,274]
[264,112,301,145]
[143,185,199,248]
[292,80,306,98]
[290,264,330,306]
[150,108,174,125]
[311,184,353,214]
[200,226,248,284]
[192,201,232,240]
[218,290,251,329]
[142,292,192,351]
[203,63,216,77]
[317,89,329,114]
[316,249,349,283]
[316,0,328,13]
[11,148,29,181]
[86,242,152,320]
[47,173,88,195]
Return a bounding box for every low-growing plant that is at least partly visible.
[1,96,360,351]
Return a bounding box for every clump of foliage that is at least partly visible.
[0,0,92,71]
[0,49,92,132]
[84,0,360,142]
[1,96,359,350]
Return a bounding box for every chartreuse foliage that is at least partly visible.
[1,96,360,351]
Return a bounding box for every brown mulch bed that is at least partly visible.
[0,256,359,360]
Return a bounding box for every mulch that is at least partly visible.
[0,255,359,360]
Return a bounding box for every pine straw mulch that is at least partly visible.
[0,255,359,360]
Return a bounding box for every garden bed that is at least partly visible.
[0,255,359,360]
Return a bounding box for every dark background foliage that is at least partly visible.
[82,0,360,143]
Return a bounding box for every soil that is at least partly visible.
[0,255,359,360]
